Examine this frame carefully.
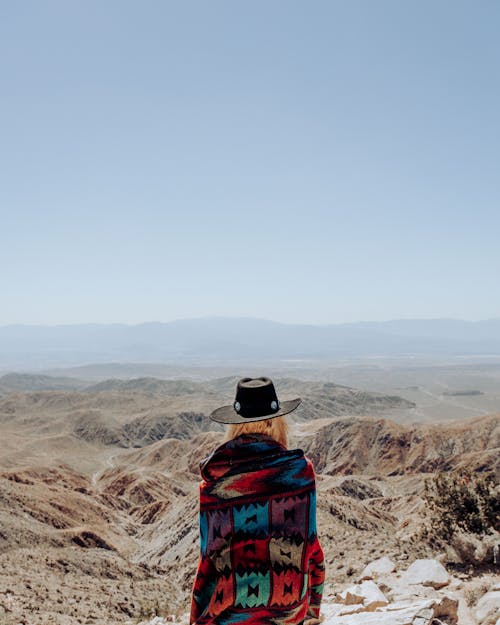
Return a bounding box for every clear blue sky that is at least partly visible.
[1,1,499,325]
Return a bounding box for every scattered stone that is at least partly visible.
[325,568,459,625]
[322,598,436,624]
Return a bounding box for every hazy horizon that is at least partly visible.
[2,317,500,373]
[1,314,500,329]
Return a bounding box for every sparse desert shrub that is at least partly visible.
[135,597,173,621]
[423,470,499,539]
[421,469,499,566]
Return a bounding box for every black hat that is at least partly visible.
[209,377,301,424]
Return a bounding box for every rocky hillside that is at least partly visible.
[0,376,415,458]
[300,414,500,475]
[0,373,87,395]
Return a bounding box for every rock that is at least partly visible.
[378,581,393,594]
[475,590,500,625]
[359,556,396,580]
[448,578,463,590]
[336,586,364,605]
[389,583,441,603]
[323,598,436,624]
[338,603,370,616]
[412,607,434,625]
[433,595,459,624]
[336,580,389,611]
[386,585,458,623]
[322,603,348,619]
[400,558,450,589]
[322,594,458,624]
[343,590,364,605]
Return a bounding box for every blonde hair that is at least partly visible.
[225,416,288,448]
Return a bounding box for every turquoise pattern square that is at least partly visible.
[235,570,271,608]
[233,502,269,535]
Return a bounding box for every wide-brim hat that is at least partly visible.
[209,376,301,424]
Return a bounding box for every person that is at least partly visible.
[190,377,325,625]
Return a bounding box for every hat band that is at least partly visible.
[234,399,280,418]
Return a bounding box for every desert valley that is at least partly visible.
[0,359,498,625]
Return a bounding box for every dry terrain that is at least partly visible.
[0,373,498,624]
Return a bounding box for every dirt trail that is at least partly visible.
[90,452,119,487]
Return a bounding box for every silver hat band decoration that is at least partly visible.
[233,400,279,413]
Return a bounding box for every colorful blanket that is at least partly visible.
[190,433,325,625]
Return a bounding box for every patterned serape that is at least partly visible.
[190,433,325,625]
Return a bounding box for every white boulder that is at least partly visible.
[475,590,500,625]
[399,558,450,589]
[322,598,436,624]
[359,556,397,581]
[389,584,440,603]
[322,594,458,624]
[336,580,389,611]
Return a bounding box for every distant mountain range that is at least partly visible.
[1,317,500,369]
